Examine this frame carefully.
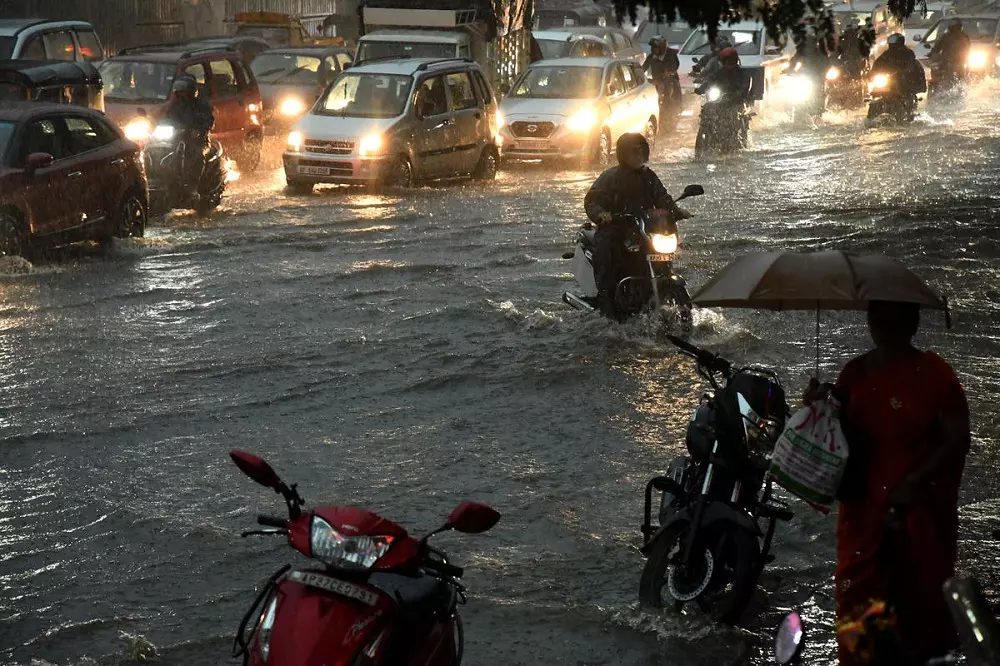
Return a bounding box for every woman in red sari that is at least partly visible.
[813,300,971,665]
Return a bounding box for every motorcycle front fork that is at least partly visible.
[681,440,721,568]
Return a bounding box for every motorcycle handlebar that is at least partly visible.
[665,334,732,375]
[424,558,464,579]
[257,514,287,528]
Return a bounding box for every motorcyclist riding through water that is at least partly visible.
[692,36,733,84]
[165,76,215,190]
[838,23,870,77]
[869,33,927,116]
[584,133,685,320]
[929,21,972,86]
[643,36,682,134]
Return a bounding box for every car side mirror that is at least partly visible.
[446,501,501,534]
[25,152,54,173]
[774,612,805,664]
[229,450,282,489]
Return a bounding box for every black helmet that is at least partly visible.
[172,76,196,95]
[887,33,905,47]
[947,20,963,31]
[616,132,649,168]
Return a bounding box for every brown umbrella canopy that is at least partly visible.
[691,251,947,311]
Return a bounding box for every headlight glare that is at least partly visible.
[495,109,505,128]
[287,130,303,152]
[310,516,394,570]
[781,75,813,103]
[280,97,306,117]
[869,73,890,92]
[968,49,989,69]
[151,124,175,141]
[706,86,721,102]
[124,118,152,142]
[651,233,678,254]
[566,108,597,132]
[358,134,384,156]
[826,66,841,81]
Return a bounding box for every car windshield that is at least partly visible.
[252,53,322,84]
[950,18,998,40]
[509,66,603,99]
[0,37,14,59]
[0,82,26,101]
[356,40,456,63]
[904,11,942,28]
[636,22,694,45]
[99,60,176,103]
[0,121,15,159]
[319,73,412,118]
[681,29,763,56]
[237,26,291,46]
[536,38,569,59]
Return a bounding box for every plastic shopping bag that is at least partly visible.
[769,395,849,514]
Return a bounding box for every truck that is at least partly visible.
[355,0,531,92]
[233,12,346,49]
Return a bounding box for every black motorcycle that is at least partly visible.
[695,87,750,157]
[865,73,918,127]
[144,122,227,216]
[562,185,704,321]
[639,335,793,624]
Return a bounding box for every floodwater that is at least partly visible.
[3,84,1000,666]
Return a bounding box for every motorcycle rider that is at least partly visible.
[870,33,927,115]
[791,33,831,116]
[643,36,681,134]
[691,35,732,83]
[694,47,750,102]
[837,23,869,78]
[928,21,971,85]
[584,133,684,320]
[860,18,877,56]
[165,76,215,192]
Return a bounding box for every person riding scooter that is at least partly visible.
[583,133,685,320]
[165,76,215,191]
[870,33,927,115]
[643,36,681,134]
[790,34,831,116]
[929,21,972,88]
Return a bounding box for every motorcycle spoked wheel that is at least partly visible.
[639,519,759,625]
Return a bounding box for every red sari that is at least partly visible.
[834,350,968,664]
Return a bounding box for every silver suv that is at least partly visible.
[283,57,501,192]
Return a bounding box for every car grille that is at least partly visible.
[511,121,555,138]
[297,158,354,176]
[305,139,354,155]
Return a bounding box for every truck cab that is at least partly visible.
[355,30,470,64]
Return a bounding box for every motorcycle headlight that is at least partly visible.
[287,130,303,153]
[124,117,152,142]
[257,595,278,662]
[651,233,678,254]
[280,96,306,117]
[566,108,597,132]
[310,516,394,571]
[869,73,890,92]
[151,125,175,141]
[826,66,841,81]
[968,49,989,69]
[781,75,813,103]
[706,86,721,102]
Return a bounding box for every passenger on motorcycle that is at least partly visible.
[929,22,972,83]
[165,76,215,190]
[691,36,732,83]
[583,133,684,320]
[694,48,751,105]
[643,36,681,134]
[871,34,927,103]
[837,23,869,78]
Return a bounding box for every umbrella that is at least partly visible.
[690,251,950,373]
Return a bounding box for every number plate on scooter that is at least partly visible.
[646,254,673,262]
[288,570,379,605]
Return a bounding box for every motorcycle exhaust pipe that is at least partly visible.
[562,292,595,312]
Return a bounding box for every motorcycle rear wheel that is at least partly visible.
[639,519,759,625]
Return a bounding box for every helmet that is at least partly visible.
[720,47,739,64]
[616,132,649,169]
[172,76,196,95]
[887,33,905,46]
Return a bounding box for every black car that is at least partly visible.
[251,46,354,131]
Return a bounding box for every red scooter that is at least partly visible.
[229,450,501,666]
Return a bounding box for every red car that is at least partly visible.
[0,103,148,258]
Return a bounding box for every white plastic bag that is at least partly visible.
[769,395,849,514]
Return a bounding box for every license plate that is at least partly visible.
[288,570,379,605]
[515,139,548,149]
[647,254,673,262]
[298,165,330,176]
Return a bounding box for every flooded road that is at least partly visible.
[3,85,1000,666]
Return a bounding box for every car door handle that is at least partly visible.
[111,158,125,166]
[432,119,454,129]
[67,171,83,179]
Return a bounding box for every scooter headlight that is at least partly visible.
[869,73,890,92]
[124,117,152,142]
[968,49,989,69]
[310,516,394,571]
[706,86,722,102]
[826,66,841,81]
[651,233,678,255]
[257,595,278,662]
[151,124,175,141]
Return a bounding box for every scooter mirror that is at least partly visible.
[229,450,282,489]
[681,184,705,198]
[774,612,805,664]
[446,501,501,534]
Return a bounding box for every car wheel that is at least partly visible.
[239,134,263,172]
[286,179,314,195]
[385,157,413,188]
[0,209,25,258]
[472,147,498,181]
[115,191,147,238]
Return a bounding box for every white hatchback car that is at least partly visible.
[498,57,659,166]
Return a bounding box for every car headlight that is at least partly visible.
[968,49,989,69]
[280,97,306,117]
[869,73,890,92]
[310,516,394,571]
[781,75,813,103]
[495,109,505,128]
[257,595,277,662]
[566,108,597,132]
[287,130,303,153]
[706,86,721,102]
[151,124,175,141]
[124,117,152,142]
[651,233,678,255]
[826,66,841,81]
[359,134,385,156]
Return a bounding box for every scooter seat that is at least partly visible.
[369,571,455,618]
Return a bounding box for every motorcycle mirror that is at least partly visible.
[446,501,501,534]
[774,612,805,664]
[680,184,705,199]
[229,450,282,489]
